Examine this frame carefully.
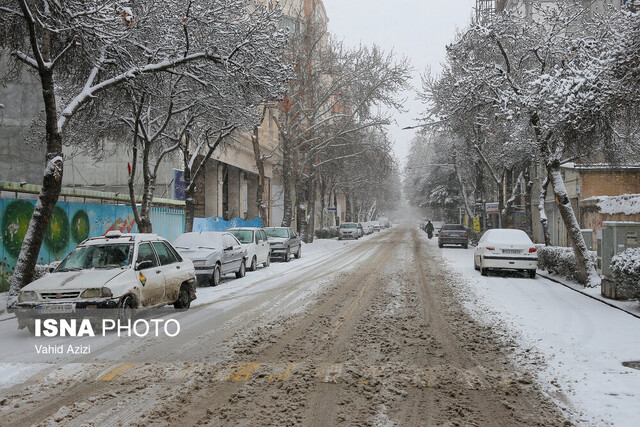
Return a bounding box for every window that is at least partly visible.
[152,241,177,265]
[261,230,268,242]
[222,234,238,249]
[289,229,297,238]
[137,243,159,268]
[165,243,183,262]
[57,244,133,271]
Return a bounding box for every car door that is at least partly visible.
[221,234,243,274]
[258,230,270,263]
[152,241,184,303]
[135,242,165,306]
[289,228,300,253]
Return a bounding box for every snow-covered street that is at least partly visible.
[439,241,640,426]
[4,224,637,425]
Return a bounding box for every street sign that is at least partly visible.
[473,217,481,233]
[327,207,337,212]
[485,202,499,214]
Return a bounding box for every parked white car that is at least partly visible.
[338,222,359,240]
[362,222,374,235]
[174,232,246,287]
[15,231,196,333]
[228,227,271,271]
[474,228,538,278]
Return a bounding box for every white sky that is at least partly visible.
[320,0,474,167]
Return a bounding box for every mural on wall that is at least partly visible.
[0,199,139,291]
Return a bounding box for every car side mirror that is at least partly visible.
[224,246,234,251]
[48,261,61,273]
[135,260,153,271]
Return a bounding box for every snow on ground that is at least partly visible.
[435,236,640,426]
[0,232,380,388]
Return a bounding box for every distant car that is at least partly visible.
[228,227,271,271]
[356,223,365,238]
[338,222,359,240]
[173,231,246,287]
[265,227,302,262]
[474,229,538,278]
[362,222,374,235]
[438,224,469,248]
[372,221,384,232]
[15,231,196,333]
[378,217,391,228]
[432,221,445,236]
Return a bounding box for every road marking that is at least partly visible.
[269,363,297,382]
[99,363,136,381]
[226,363,261,382]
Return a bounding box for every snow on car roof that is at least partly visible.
[483,228,532,244]
[84,233,163,245]
[173,231,226,247]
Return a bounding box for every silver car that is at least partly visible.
[173,232,247,287]
[338,222,359,240]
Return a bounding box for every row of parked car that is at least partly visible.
[14,226,303,332]
[338,219,391,240]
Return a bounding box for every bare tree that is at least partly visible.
[0,0,286,298]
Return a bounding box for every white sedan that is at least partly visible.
[474,229,538,278]
[228,227,271,271]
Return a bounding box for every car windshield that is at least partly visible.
[441,224,465,230]
[173,232,222,250]
[341,223,356,228]
[265,228,288,238]
[56,244,133,271]
[230,230,253,244]
[485,229,532,244]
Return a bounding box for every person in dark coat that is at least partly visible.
[425,220,434,239]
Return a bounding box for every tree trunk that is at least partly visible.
[281,137,293,227]
[333,190,340,225]
[547,163,598,286]
[251,118,268,224]
[9,61,64,298]
[345,193,352,222]
[538,174,552,246]
[304,177,317,243]
[295,179,307,237]
[523,166,534,238]
[183,146,195,233]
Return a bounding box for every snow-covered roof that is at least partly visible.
[583,194,640,215]
[561,162,640,171]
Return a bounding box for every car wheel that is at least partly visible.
[174,283,191,309]
[210,265,221,287]
[263,255,271,268]
[235,260,246,278]
[474,258,480,271]
[284,251,291,262]
[249,256,257,271]
[438,242,443,248]
[296,246,301,259]
[528,269,536,278]
[119,295,135,323]
[463,243,468,249]
[338,237,342,241]
[481,264,489,276]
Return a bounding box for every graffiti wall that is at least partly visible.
[0,199,139,291]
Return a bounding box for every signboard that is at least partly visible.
[627,231,638,246]
[171,169,186,201]
[327,207,337,212]
[473,217,481,233]
[485,202,499,214]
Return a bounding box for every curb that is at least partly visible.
[538,273,640,320]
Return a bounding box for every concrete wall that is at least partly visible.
[0,56,46,185]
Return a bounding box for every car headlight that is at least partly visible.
[18,291,37,303]
[81,288,112,298]
[192,260,211,267]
